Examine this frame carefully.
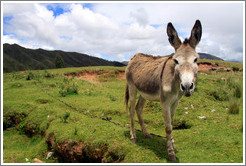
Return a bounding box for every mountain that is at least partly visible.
[168,52,223,61]
[3,43,126,73]
[122,52,224,65]
[198,53,224,61]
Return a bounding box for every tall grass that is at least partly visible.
[228,98,240,114]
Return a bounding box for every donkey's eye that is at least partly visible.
[194,58,198,63]
[173,59,179,65]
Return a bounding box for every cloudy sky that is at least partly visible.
[2,2,244,61]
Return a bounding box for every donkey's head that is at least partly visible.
[167,20,202,97]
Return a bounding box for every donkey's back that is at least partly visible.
[126,53,170,95]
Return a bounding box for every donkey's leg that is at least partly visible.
[135,95,151,138]
[170,100,179,149]
[128,85,137,143]
[170,101,178,125]
[161,100,176,161]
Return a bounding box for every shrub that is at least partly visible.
[26,72,34,80]
[67,83,78,94]
[233,83,242,98]
[232,66,239,72]
[58,79,78,97]
[44,70,54,78]
[228,98,240,114]
[55,55,65,68]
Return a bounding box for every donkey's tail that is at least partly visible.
[124,84,129,112]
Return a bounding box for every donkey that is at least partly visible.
[125,20,202,161]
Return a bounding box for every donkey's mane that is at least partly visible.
[183,38,189,45]
[137,53,162,59]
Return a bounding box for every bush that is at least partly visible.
[233,83,242,98]
[67,83,78,94]
[58,79,78,97]
[55,55,65,68]
[228,98,240,114]
[232,66,239,72]
[44,70,54,78]
[26,72,34,80]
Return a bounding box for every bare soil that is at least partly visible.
[47,133,124,163]
[64,70,125,83]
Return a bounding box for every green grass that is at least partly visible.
[3,61,244,163]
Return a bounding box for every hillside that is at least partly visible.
[198,53,224,61]
[3,62,243,163]
[3,43,126,73]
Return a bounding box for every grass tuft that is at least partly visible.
[60,112,71,123]
[228,98,240,114]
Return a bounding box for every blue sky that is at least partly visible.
[2,2,244,61]
[46,5,68,17]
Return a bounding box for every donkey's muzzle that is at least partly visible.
[180,82,194,97]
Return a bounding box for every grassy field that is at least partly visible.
[2,60,244,163]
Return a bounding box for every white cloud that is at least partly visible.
[2,2,244,61]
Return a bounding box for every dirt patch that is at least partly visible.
[47,133,124,163]
[116,71,125,80]
[64,70,126,83]
[64,70,101,83]
[198,63,213,71]
[198,62,231,72]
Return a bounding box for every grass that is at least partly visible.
[3,60,244,163]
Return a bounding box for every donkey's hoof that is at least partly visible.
[168,153,176,161]
[145,135,152,139]
[168,150,176,161]
[131,138,136,144]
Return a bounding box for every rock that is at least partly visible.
[211,67,216,71]
[198,116,207,120]
[46,152,53,160]
[33,158,44,163]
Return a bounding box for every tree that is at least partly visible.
[55,55,65,68]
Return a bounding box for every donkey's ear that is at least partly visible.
[189,20,202,49]
[167,22,181,50]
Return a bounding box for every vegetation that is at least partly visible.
[3,59,243,163]
[55,55,65,68]
[3,43,125,73]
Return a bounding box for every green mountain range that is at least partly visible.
[3,43,125,73]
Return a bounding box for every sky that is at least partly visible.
[2,2,244,62]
